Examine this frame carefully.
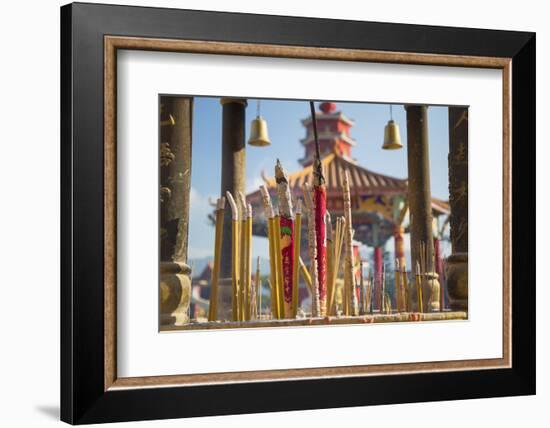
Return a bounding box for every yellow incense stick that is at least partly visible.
[255,256,261,320]
[325,212,334,317]
[267,216,279,319]
[238,193,247,321]
[291,201,302,318]
[395,259,401,312]
[416,261,423,313]
[402,261,409,312]
[245,203,253,321]
[328,217,343,315]
[260,185,279,319]
[299,256,313,293]
[226,192,240,321]
[208,197,225,321]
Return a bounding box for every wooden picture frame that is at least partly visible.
[61,2,535,424]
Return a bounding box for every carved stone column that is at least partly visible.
[159,96,193,326]
[446,107,468,311]
[217,98,247,320]
[406,105,440,312]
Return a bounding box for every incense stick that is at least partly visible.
[381,264,386,313]
[208,196,225,321]
[275,160,295,318]
[260,185,280,319]
[299,256,313,293]
[246,202,253,320]
[359,260,365,315]
[237,192,247,321]
[326,212,334,316]
[273,208,285,318]
[415,260,424,313]
[256,256,262,319]
[309,101,327,317]
[342,171,356,316]
[303,183,320,317]
[328,216,344,315]
[292,200,302,318]
[395,259,401,312]
[226,191,240,321]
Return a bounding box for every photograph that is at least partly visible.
[159,96,469,330]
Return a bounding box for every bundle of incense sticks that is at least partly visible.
[208,196,225,321]
[275,160,295,318]
[309,102,328,316]
[303,183,321,317]
[292,200,302,318]
[342,170,358,316]
[259,185,281,319]
[225,191,240,321]
[327,216,344,315]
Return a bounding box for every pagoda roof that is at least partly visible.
[250,152,449,216]
[261,152,407,196]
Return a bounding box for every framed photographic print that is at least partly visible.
[61,2,535,424]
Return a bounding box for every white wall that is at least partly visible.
[0,0,545,426]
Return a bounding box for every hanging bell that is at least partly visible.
[382,119,403,150]
[248,116,271,147]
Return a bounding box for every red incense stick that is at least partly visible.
[309,101,327,315]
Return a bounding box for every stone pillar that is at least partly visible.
[159,96,193,326]
[446,107,468,311]
[406,105,439,312]
[218,98,247,320]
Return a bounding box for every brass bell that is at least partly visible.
[382,119,403,150]
[248,116,271,147]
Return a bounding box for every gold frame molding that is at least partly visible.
[104,35,512,391]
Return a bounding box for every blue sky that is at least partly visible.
[187,97,450,263]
